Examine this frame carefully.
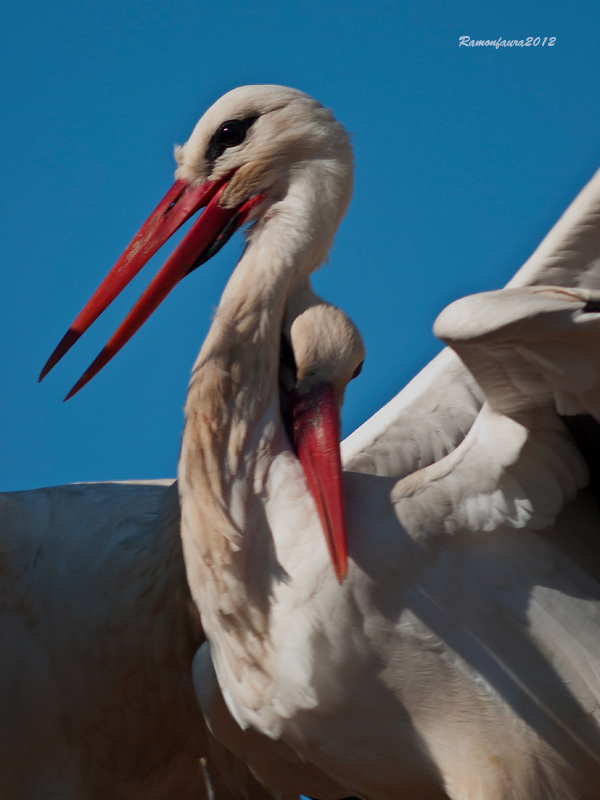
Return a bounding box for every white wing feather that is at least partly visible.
[344,169,600,478]
[391,286,600,541]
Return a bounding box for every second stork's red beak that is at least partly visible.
[40,175,264,398]
[291,383,347,582]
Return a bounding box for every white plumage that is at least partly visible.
[0,479,278,798]
[169,87,600,799]
[8,84,600,799]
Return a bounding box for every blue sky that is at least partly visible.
[3,0,600,491]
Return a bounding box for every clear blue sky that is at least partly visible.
[3,0,600,491]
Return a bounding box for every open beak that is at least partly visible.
[40,174,264,398]
[290,383,347,582]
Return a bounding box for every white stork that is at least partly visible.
[31,85,600,798]
[3,302,361,797]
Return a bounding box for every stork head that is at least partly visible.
[177,85,352,217]
[288,303,365,406]
[39,85,353,396]
[280,303,365,582]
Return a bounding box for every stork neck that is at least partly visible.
[179,171,344,641]
[190,160,347,406]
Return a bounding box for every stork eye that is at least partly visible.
[351,361,364,380]
[205,116,258,169]
[216,120,249,147]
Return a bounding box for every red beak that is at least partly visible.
[291,383,347,582]
[40,175,264,398]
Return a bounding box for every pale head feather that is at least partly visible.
[173,86,353,247]
[175,85,350,182]
[290,302,365,404]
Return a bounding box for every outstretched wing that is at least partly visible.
[343,169,600,478]
[434,286,600,418]
[393,287,600,539]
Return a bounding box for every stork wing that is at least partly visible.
[343,168,600,478]
[341,347,483,477]
[435,286,600,419]
[0,481,276,800]
[508,168,600,290]
[393,286,600,540]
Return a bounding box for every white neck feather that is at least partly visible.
[177,155,352,728]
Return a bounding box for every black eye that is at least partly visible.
[216,119,249,147]
[205,116,259,171]
[351,361,364,380]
